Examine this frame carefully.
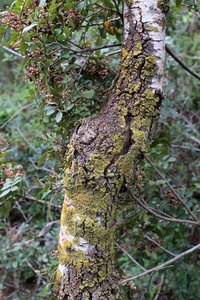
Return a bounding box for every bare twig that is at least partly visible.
[80,8,104,20]
[3,220,60,254]
[24,194,62,209]
[144,154,199,222]
[171,144,200,152]
[95,3,121,15]
[150,206,180,219]
[120,243,200,284]
[106,49,121,56]
[142,233,176,257]
[180,114,200,136]
[153,274,165,300]
[73,43,122,53]
[181,4,200,18]
[1,104,33,129]
[115,242,146,271]
[184,132,200,145]
[15,201,28,222]
[128,190,198,226]
[29,158,52,173]
[45,39,122,53]
[1,44,24,58]
[15,127,40,156]
[64,52,92,91]
[111,0,123,21]
[165,44,200,81]
[81,17,121,27]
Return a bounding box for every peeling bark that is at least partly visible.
[56,0,168,299]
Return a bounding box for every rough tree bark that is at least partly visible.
[56,0,169,299]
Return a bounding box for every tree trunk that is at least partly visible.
[56,0,168,299]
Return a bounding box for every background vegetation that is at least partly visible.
[0,0,200,299]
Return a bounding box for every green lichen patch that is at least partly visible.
[136,42,142,50]
[73,237,80,246]
[157,0,170,13]
[141,56,157,77]
[54,269,62,295]
[148,25,159,32]
[143,88,154,99]
[133,50,142,57]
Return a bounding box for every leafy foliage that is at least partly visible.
[0,0,199,299]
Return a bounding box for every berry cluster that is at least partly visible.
[51,249,59,258]
[0,134,9,155]
[163,188,181,206]
[0,135,23,185]
[8,226,23,242]
[0,0,113,129]
[134,168,145,190]
[84,59,111,79]
[148,234,165,253]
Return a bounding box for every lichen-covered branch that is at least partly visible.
[56,1,168,299]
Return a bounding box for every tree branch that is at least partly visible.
[144,154,199,222]
[0,104,33,129]
[128,190,198,226]
[23,194,61,209]
[115,242,146,271]
[142,233,176,257]
[171,144,200,152]
[1,44,25,58]
[64,52,92,91]
[15,127,40,156]
[95,3,121,15]
[153,274,165,300]
[165,44,200,81]
[3,220,60,254]
[120,243,200,284]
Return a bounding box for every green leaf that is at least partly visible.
[54,29,62,38]
[11,186,19,192]
[38,152,47,166]
[23,23,37,33]
[81,90,94,99]
[56,111,63,123]
[41,190,51,199]
[1,202,11,218]
[0,27,6,34]
[160,138,171,146]
[149,180,155,186]
[20,57,28,70]
[10,33,20,42]
[99,27,107,39]
[33,178,43,187]
[13,176,22,184]
[46,107,56,116]
[67,104,74,110]
[1,181,13,191]
[39,0,47,6]
[48,203,53,221]
[167,157,176,162]
[63,26,70,35]
[152,252,157,260]
[0,189,11,198]
[49,87,61,98]
[156,180,166,185]
[0,221,6,228]
[102,0,114,8]
[19,41,29,52]
[43,283,50,296]
[194,183,200,189]
[176,0,182,7]
[143,213,149,224]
